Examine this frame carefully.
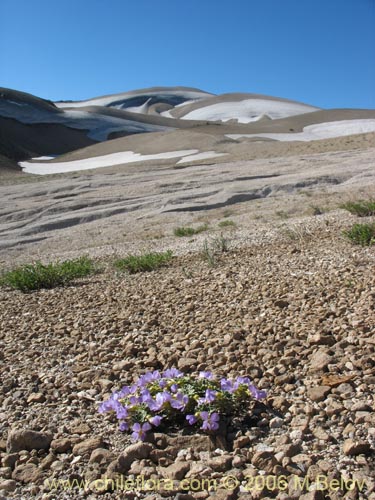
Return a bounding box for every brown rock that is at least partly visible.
[177,358,197,372]
[207,455,232,472]
[50,438,72,453]
[307,386,331,402]
[0,479,17,493]
[89,448,115,465]
[12,463,42,484]
[309,350,333,372]
[342,439,371,456]
[251,451,277,473]
[6,429,52,453]
[27,393,46,404]
[2,453,19,469]
[165,434,215,455]
[110,442,153,474]
[72,436,104,456]
[160,461,190,480]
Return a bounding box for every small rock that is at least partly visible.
[111,442,153,473]
[0,479,16,493]
[6,429,52,453]
[233,435,249,449]
[160,461,190,480]
[50,438,72,453]
[12,463,41,484]
[309,350,333,372]
[27,393,46,404]
[269,417,283,428]
[2,453,19,469]
[89,448,115,465]
[307,386,331,402]
[177,358,197,372]
[72,436,104,456]
[343,439,371,456]
[251,451,277,473]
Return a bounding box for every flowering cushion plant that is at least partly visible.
[98,369,266,441]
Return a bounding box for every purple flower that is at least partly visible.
[199,371,214,380]
[129,395,140,405]
[234,376,251,389]
[118,386,132,398]
[198,389,217,404]
[186,414,198,425]
[220,378,234,392]
[137,371,161,387]
[119,421,129,432]
[98,400,115,413]
[200,411,220,431]
[131,422,152,441]
[148,391,172,411]
[116,404,128,420]
[163,368,184,378]
[249,384,267,400]
[170,383,178,393]
[170,392,189,410]
[140,389,152,403]
[149,415,163,426]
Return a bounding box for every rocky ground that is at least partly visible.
[0,210,374,499]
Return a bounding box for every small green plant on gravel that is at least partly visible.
[98,369,266,441]
[343,223,375,246]
[201,234,231,267]
[310,205,325,216]
[114,251,173,273]
[223,209,234,218]
[0,256,96,292]
[340,200,375,217]
[218,219,236,228]
[173,224,209,237]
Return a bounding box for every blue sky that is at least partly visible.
[1,0,374,108]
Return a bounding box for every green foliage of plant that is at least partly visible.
[98,369,266,441]
[173,224,209,237]
[202,234,231,267]
[0,256,96,292]
[341,200,375,217]
[218,219,236,228]
[114,251,173,273]
[343,223,375,246]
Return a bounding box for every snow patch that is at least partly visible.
[181,98,319,123]
[20,150,199,175]
[226,119,375,142]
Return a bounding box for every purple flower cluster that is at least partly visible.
[98,369,266,441]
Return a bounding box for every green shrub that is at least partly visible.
[174,224,209,237]
[343,223,375,246]
[218,220,236,228]
[114,251,173,273]
[341,200,375,217]
[0,256,96,292]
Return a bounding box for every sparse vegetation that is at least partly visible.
[0,256,96,292]
[275,210,289,220]
[202,234,231,267]
[173,224,209,237]
[114,251,173,273]
[340,200,375,217]
[218,219,236,228]
[343,223,375,246]
[223,209,234,218]
[310,205,325,216]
